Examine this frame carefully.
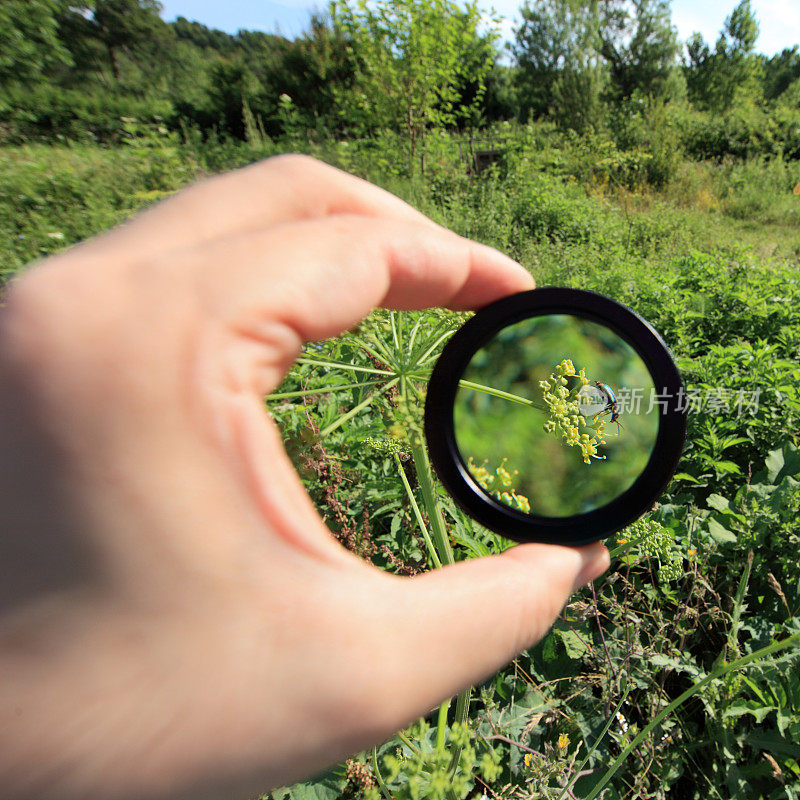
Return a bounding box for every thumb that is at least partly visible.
[383,543,609,722]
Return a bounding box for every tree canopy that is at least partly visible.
[0,0,798,149]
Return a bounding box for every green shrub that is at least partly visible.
[0,84,174,144]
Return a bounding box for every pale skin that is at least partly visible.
[0,155,609,800]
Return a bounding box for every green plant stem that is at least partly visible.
[396,730,421,756]
[319,378,400,437]
[348,334,396,369]
[408,438,460,767]
[728,550,753,662]
[582,632,800,800]
[446,687,472,783]
[416,329,459,366]
[265,380,382,401]
[390,311,401,351]
[406,315,425,361]
[295,356,393,376]
[394,453,442,569]
[372,746,394,800]
[555,683,630,800]
[457,379,544,409]
[407,375,548,412]
[436,700,450,751]
[409,440,454,565]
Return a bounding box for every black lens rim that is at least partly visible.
[423,287,687,545]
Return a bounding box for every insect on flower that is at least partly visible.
[592,381,623,435]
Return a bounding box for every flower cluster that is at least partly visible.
[539,359,607,465]
[468,458,531,513]
[382,721,500,800]
[364,435,407,456]
[616,517,683,583]
[345,759,376,795]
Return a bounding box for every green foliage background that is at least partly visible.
[3,0,800,798]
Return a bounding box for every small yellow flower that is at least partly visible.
[557,733,570,751]
[687,548,697,557]
[541,360,606,465]
[468,458,531,514]
[523,753,532,767]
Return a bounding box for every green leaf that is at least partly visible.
[556,627,591,660]
[541,632,558,663]
[708,518,737,543]
[706,493,731,512]
[744,732,800,761]
[762,443,800,484]
[673,472,705,484]
[714,460,742,476]
[723,701,775,724]
[288,771,345,800]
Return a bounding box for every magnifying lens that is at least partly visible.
[424,288,686,545]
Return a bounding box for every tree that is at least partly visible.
[481,63,518,123]
[260,13,355,134]
[683,0,762,111]
[0,0,73,84]
[331,0,496,162]
[597,0,679,101]
[204,59,264,139]
[512,0,607,128]
[763,47,800,101]
[92,0,168,80]
[52,2,108,82]
[172,17,237,55]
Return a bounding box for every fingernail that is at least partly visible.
[572,546,610,591]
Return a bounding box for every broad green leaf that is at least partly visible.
[541,632,558,663]
[706,493,731,512]
[708,518,737,543]
[744,732,800,761]
[557,627,591,660]
[724,701,775,723]
[714,460,742,476]
[763,443,800,484]
[288,771,344,800]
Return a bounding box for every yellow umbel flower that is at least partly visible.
[468,458,531,513]
[540,359,606,464]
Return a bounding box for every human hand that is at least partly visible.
[0,155,609,800]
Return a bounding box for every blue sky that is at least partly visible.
[159,0,800,56]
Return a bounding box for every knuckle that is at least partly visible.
[269,152,318,172]
[264,152,325,184]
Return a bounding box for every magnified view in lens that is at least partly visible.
[453,315,659,517]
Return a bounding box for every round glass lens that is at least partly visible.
[453,314,659,517]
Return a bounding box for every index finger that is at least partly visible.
[72,155,443,264]
[190,213,534,379]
